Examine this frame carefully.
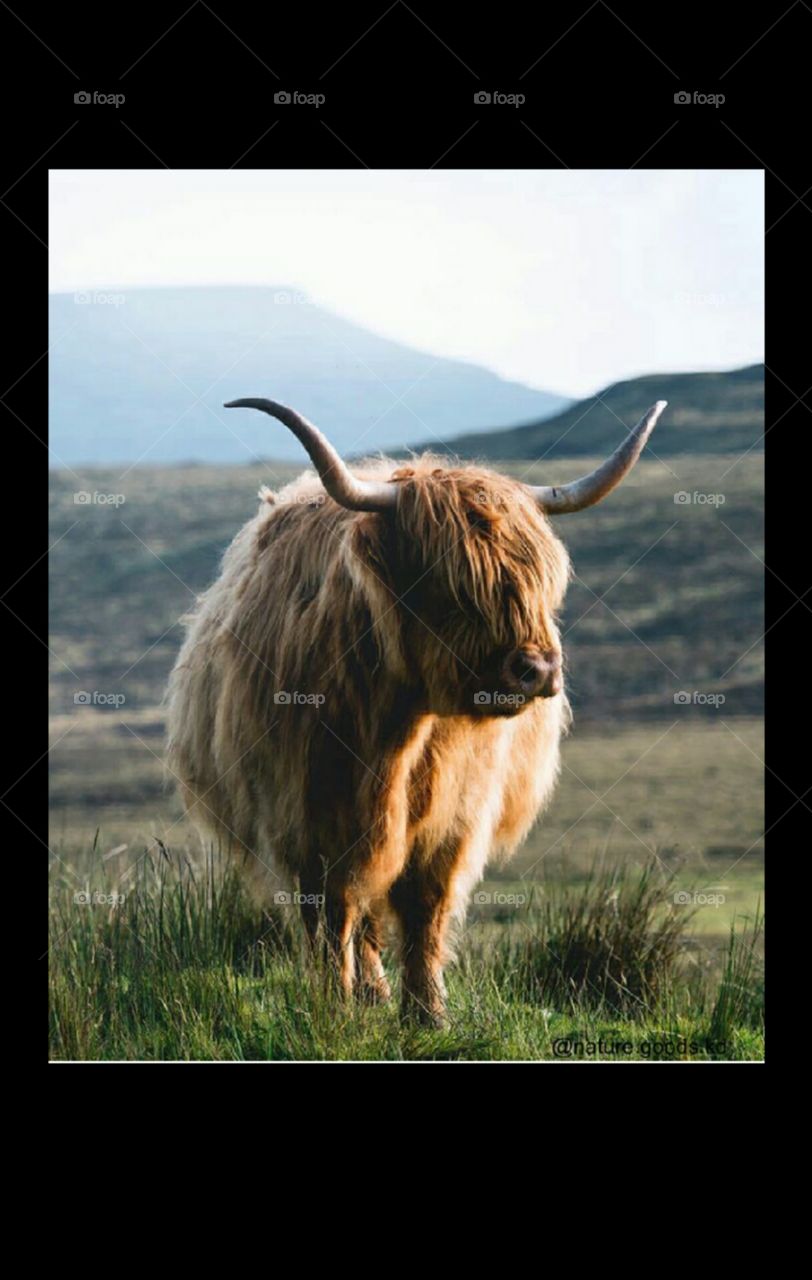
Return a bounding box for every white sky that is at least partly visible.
[49,169,763,398]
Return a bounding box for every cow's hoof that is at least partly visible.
[401,999,448,1030]
[357,976,392,1005]
[421,1010,448,1031]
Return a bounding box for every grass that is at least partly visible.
[49,847,763,1061]
[485,866,692,1015]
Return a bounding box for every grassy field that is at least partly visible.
[49,849,763,1061]
[46,451,764,1060]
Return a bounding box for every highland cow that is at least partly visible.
[166,397,666,1025]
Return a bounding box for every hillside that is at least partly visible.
[48,450,762,722]
[48,286,570,465]
[413,365,763,459]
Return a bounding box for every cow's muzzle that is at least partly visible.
[500,647,562,700]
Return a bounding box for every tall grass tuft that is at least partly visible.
[488,861,691,1016]
[708,904,764,1042]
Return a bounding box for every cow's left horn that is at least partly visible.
[224,399,398,512]
[529,401,667,514]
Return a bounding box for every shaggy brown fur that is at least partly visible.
[166,455,571,1025]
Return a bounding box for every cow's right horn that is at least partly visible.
[224,399,398,512]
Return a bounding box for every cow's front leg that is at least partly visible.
[389,851,460,1028]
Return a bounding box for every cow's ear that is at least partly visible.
[350,511,391,572]
[347,513,399,606]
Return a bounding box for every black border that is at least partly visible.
[5,3,806,1081]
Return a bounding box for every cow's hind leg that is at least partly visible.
[355,912,392,1004]
[299,866,358,998]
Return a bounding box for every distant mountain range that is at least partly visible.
[48,286,570,465]
[417,365,764,459]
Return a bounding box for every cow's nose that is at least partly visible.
[502,648,562,699]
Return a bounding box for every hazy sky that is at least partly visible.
[49,169,763,398]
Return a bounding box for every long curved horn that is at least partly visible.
[529,401,668,514]
[224,399,397,512]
